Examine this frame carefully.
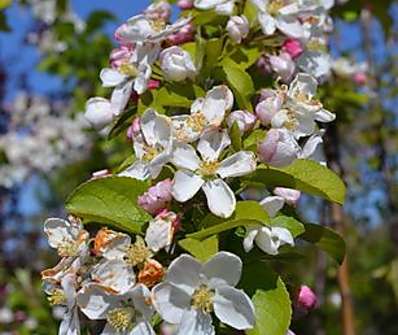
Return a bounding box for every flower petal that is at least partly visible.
[314,108,336,123]
[243,228,259,253]
[255,227,279,255]
[130,284,154,320]
[171,144,201,171]
[100,68,127,87]
[140,109,172,148]
[84,97,113,130]
[201,85,233,126]
[166,254,201,295]
[272,227,294,246]
[152,283,191,324]
[176,309,215,335]
[202,179,236,218]
[218,151,256,178]
[110,80,133,116]
[202,251,242,288]
[172,170,204,202]
[197,129,231,162]
[119,161,151,180]
[213,286,255,330]
[259,196,285,218]
[59,308,80,335]
[131,320,156,335]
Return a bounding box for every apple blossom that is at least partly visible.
[226,110,257,134]
[171,129,256,217]
[255,89,284,126]
[138,179,173,215]
[160,46,197,82]
[152,252,256,333]
[226,15,249,44]
[244,226,294,255]
[194,0,238,15]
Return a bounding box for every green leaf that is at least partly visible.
[243,0,258,26]
[108,107,136,140]
[271,215,305,238]
[230,121,242,151]
[301,223,346,264]
[179,235,219,262]
[240,264,292,335]
[246,159,346,204]
[188,201,269,240]
[65,176,151,234]
[157,85,193,108]
[243,129,266,151]
[222,58,254,111]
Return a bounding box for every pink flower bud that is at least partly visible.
[227,15,249,44]
[296,285,317,311]
[167,23,194,45]
[138,179,173,215]
[257,56,272,76]
[114,24,130,44]
[257,129,299,167]
[177,0,194,9]
[227,110,257,133]
[255,90,283,126]
[282,38,304,59]
[269,52,296,83]
[273,187,301,206]
[148,79,161,90]
[110,45,134,69]
[127,117,141,140]
[353,72,367,85]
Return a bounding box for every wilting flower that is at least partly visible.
[226,110,257,134]
[171,129,256,217]
[257,128,299,167]
[160,46,196,82]
[145,210,180,252]
[226,15,249,44]
[171,86,233,143]
[244,225,294,255]
[138,179,173,215]
[44,217,89,258]
[194,0,238,15]
[77,284,155,335]
[152,252,256,334]
[120,109,173,180]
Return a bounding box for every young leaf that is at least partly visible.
[246,159,346,204]
[188,201,269,240]
[65,176,151,234]
[271,215,305,238]
[301,223,346,264]
[179,235,219,262]
[230,121,242,151]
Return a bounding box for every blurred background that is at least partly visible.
[0,0,398,334]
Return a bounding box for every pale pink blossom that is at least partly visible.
[273,187,301,206]
[227,110,257,134]
[177,0,194,10]
[138,179,173,215]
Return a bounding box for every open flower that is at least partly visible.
[171,129,256,218]
[152,252,255,334]
[44,217,89,258]
[120,109,173,180]
[77,284,155,335]
[244,225,294,255]
[171,86,233,143]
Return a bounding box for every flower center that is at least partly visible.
[125,236,153,267]
[192,285,214,313]
[187,112,207,133]
[119,63,138,77]
[199,160,219,176]
[150,19,166,32]
[57,239,79,257]
[267,0,285,16]
[47,289,66,306]
[284,109,299,130]
[143,146,160,162]
[107,307,135,332]
[306,40,327,53]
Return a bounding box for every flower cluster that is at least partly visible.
[43,1,339,334]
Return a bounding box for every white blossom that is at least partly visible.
[244,226,294,255]
[160,46,197,82]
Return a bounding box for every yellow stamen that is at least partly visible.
[199,160,220,177]
[119,63,138,77]
[48,289,66,306]
[192,285,214,313]
[150,19,166,32]
[143,146,159,162]
[107,307,135,332]
[267,0,285,16]
[125,236,153,267]
[187,113,207,133]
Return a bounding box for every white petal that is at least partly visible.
[84,97,113,130]
[172,170,204,202]
[123,15,156,42]
[44,218,81,250]
[119,161,151,180]
[197,129,231,162]
[202,179,236,218]
[59,308,80,335]
[258,12,276,35]
[301,132,323,159]
[276,16,305,39]
[194,0,227,10]
[272,227,294,246]
[202,251,242,288]
[260,196,285,218]
[202,86,233,126]
[218,151,256,178]
[95,230,131,260]
[171,144,201,171]
[110,80,133,116]
[255,227,279,255]
[215,1,235,15]
[213,286,255,330]
[77,285,118,320]
[176,309,215,335]
[314,109,335,123]
[145,217,173,253]
[130,320,156,335]
[91,259,135,294]
[152,283,191,324]
[134,60,152,95]
[100,68,127,87]
[166,254,201,295]
[130,284,154,320]
[172,115,201,143]
[243,228,259,252]
[141,109,172,148]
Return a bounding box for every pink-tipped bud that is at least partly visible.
[127,117,141,140]
[273,187,301,206]
[282,38,304,59]
[177,0,194,9]
[257,129,299,167]
[353,72,367,85]
[227,110,257,134]
[296,285,317,311]
[257,56,272,76]
[138,179,173,215]
[167,23,195,45]
[110,45,134,69]
[148,79,161,90]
